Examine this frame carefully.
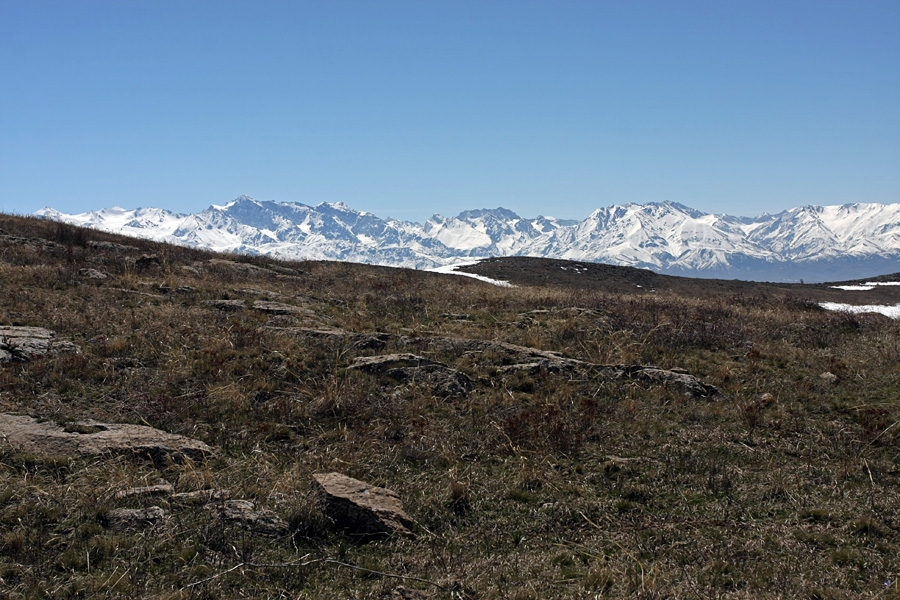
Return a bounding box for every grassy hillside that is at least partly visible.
[2,214,900,599]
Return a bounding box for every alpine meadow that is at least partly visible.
[2,213,900,599]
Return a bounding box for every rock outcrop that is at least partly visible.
[312,472,414,538]
[0,326,80,363]
[610,365,719,398]
[348,353,472,398]
[206,499,288,535]
[0,414,214,462]
[397,335,717,397]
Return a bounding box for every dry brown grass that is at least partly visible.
[2,214,900,598]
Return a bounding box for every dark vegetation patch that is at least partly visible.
[1,213,900,598]
[462,256,900,305]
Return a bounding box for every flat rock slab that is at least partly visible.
[0,414,214,462]
[313,472,414,538]
[0,326,80,363]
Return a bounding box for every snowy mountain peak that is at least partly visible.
[456,207,522,222]
[34,199,900,282]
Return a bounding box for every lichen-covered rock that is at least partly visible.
[312,472,414,538]
[0,414,215,462]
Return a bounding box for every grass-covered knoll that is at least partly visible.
[2,214,900,599]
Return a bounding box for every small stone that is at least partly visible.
[78,268,108,279]
[820,372,839,385]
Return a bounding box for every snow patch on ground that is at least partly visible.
[830,282,900,291]
[819,302,900,319]
[427,261,516,288]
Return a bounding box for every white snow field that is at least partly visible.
[427,261,516,288]
[819,302,900,319]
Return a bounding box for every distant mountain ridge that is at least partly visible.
[36,197,900,282]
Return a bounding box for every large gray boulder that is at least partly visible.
[0,414,214,462]
[312,472,414,538]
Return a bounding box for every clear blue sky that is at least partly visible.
[2,0,898,222]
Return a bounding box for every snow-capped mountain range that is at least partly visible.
[36,196,900,282]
